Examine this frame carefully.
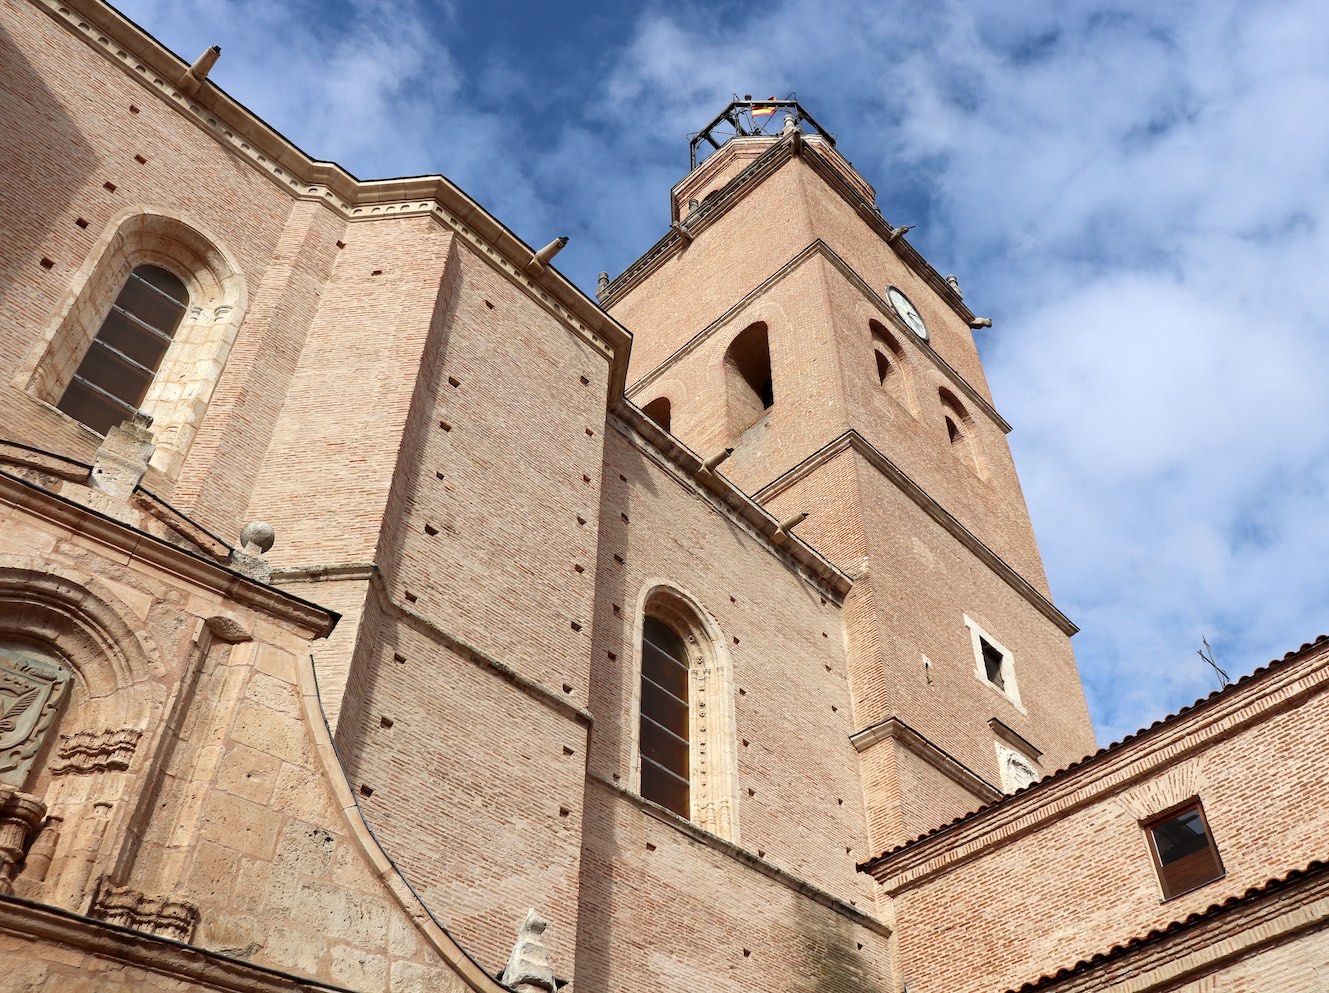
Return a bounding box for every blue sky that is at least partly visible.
[115,0,1329,746]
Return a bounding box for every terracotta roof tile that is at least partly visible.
[1004,859,1329,992]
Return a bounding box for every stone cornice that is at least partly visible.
[851,717,1002,803]
[625,239,1009,434]
[861,637,1329,893]
[609,401,852,603]
[1008,861,1329,992]
[590,774,890,939]
[0,467,335,639]
[34,0,632,398]
[601,131,976,333]
[0,893,362,992]
[754,431,1076,635]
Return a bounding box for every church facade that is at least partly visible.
[0,2,1324,991]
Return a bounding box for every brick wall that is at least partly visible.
[881,652,1329,993]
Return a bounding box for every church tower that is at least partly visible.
[601,99,1097,853]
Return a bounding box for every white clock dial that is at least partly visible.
[887,287,928,341]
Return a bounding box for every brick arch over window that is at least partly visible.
[939,385,983,475]
[723,320,773,439]
[631,582,740,842]
[869,318,916,413]
[641,395,672,433]
[18,208,247,475]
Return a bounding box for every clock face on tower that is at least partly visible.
[886,286,928,341]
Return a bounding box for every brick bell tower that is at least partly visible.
[600,98,1097,854]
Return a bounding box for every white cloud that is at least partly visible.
[110,0,1329,745]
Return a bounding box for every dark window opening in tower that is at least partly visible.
[980,637,1006,690]
[58,264,187,435]
[642,396,672,433]
[946,415,961,444]
[876,350,892,384]
[640,616,691,818]
[724,322,773,439]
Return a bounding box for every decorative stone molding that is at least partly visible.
[0,786,46,894]
[851,716,1002,804]
[88,878,200,943]
[227,521,275,583]
[500,910,561,993]
[0,644,74,788]
[50,727,143,776]
[89,414,156,500]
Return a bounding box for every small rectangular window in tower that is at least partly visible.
[1145,799,1224,900]
[964,615,1023,711]
[980,638,1005,690]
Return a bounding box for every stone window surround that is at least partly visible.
[628,581,740,844]
[15,207,247,477]
[964,613,1025,714]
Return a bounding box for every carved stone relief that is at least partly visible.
[0,644,73,789]
[995,740,1040,793]
[88,877,200,943]
[50,727,142,776]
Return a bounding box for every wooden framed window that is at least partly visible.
[58,264,188,434]
[1144,798,1224,900]
[639,616,690,818]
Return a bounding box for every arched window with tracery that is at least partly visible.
[724,321,773,439]
[57,265,188,435]
[635,587,739,840]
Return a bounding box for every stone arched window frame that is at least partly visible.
[16,208,247,475]
[629,582,740,842]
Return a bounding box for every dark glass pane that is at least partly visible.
[1153,811,1210,865]
[642,618,689,700]
[75,342,153,407]
[97,309,172,369]
[641,758,689,817]
[117,268,187,339]
[133,263,189,305]
[641,679,688,740]
[57,379,128,436]
[640,716,688,775]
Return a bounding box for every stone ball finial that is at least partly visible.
[239,521,275,556]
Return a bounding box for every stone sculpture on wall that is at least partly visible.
[0,644,73,789]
